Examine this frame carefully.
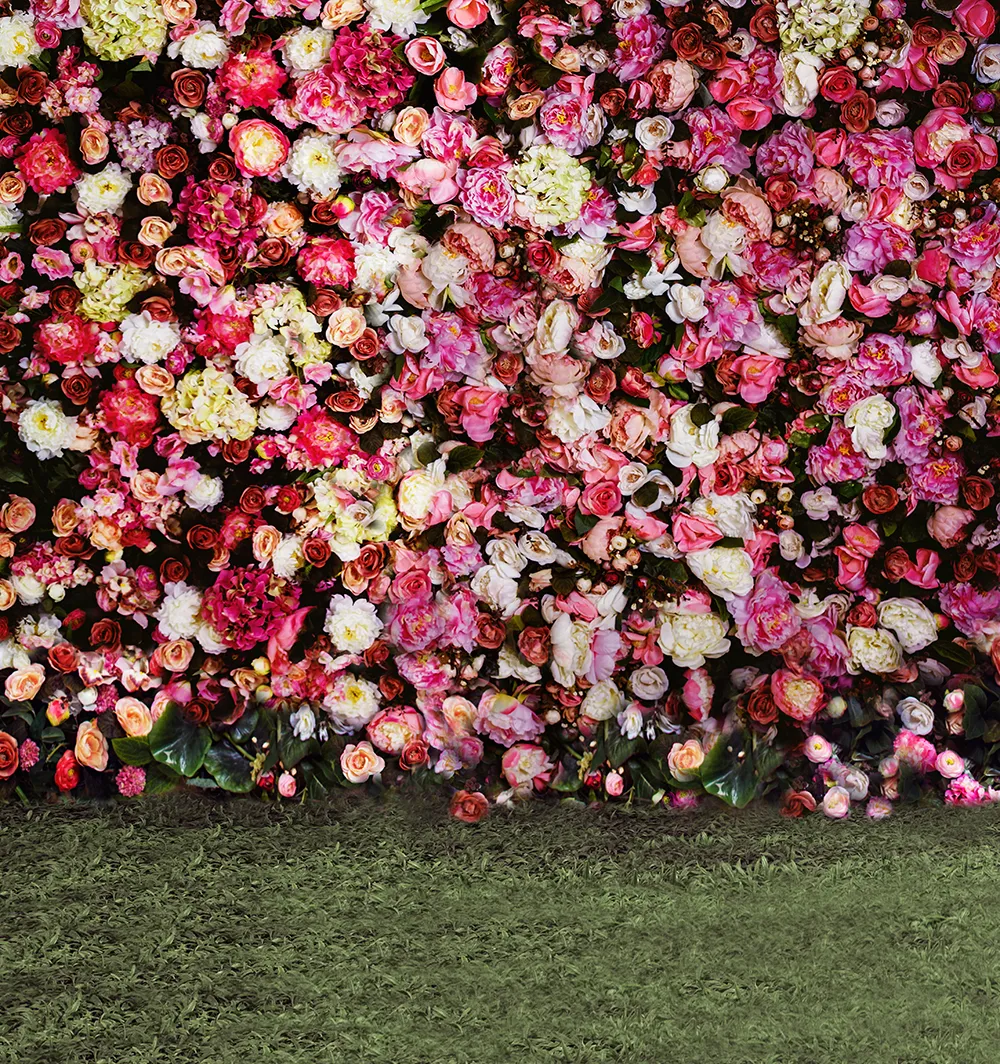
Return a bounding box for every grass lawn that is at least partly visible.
[3,796,1000,1064]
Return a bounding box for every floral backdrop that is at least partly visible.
[0,0,1000,820]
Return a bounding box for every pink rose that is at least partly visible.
[726,96,772,131]
[672,512,723,553]
[434,68,477,112]
[446,0,488,27]
[927,505,974,548]
[405,37,446,75]
[955,0,996,37]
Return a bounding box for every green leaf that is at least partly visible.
[203,741,254,793]
[143,763,182,796]
[447,444,482,472]
[227,706,259,744]
[690,404,714,427]
[964,684,988,741]
[605,728,641,770]
[113,736,152,767]
[573,511,600,535]
[721,407,757,433]
[148,703,211,777]
[931,641,976,673]
[277,719,317,770]
[698,726,781,809]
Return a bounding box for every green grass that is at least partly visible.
[4,796,1000,1064]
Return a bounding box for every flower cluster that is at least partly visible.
[1,0,1000,819]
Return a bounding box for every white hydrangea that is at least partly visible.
[75,164,133,216]
[119,312,181,364]
[777,0,870,57]
[285,132,343,199]
[509,145,592,230]
[324,594,383,653]
[18,400,78,460]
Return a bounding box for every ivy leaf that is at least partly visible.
[447,445,482,472]
[721,407,757,433]
[964,684,988,741]
[148,702,211,777]
[113,736,152,767]
[203,741,254,793]
[574,511,600,535]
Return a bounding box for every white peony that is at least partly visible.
[658,607,731,668]
[687,547,755,600]
[896,697,935,736]
[155,582,202,640]
[581,679,625,721]
[184,475,224,512]
[285,132,343,198]
[119,312,181,364]
[75,164,133,215]
[18,400,78,460]
[878,598,938,654]
[324,595,383,654]
[847,626,903,674]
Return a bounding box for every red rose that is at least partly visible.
[819,66,857,103]
[933,81,970,109]
[207,154,238,182]
[671,23,704,61]
[0,730,18,779]
[275,486,302,514]
[476,613,506,649]
[599,89,626,116]
[449,789,489,823]
[585,365,616,405]
[525,241,558,275]
[160,557,189,584]
[49,286,80,315]
[748,3,779,41]
[746,682,778,725]
[54,750,80,791]
[841,91,876,133]
[155,145,190,180]
[17,69,47,106]
[222,439,252,464]
[90,619,121,649]
[364,641,390,669]
[493,352,522,387]
[171,69,208,108]
[884,546,911,582]
[400,738,429,770]
[302,536,331,567]
[953,552,977,582]
[862,484,899,514]
[764,175,797,210]
[847,602,878,627]
[945,140,985,179]
[61,374,93,405]
[239,487,267,514]
[187,525,218,551]
[780,790,816,817]
[0,321,20,354]
[518,626,551,666]
[961,475,995,510]
[47,642,79,673]
[28,218,67,246]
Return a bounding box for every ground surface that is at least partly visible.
[3,795,1000,1064]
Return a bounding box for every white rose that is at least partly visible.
[896,697,935,736]
[184,475,224,512]
[781,50,822,117]
[550,613,592,687]
[800,260,850,326]
[844,395,895,460]
[532,299,579,356]
[324,595,383,653]
[629,665,669,701]
[878,598,938,653]
[686,547,754,600]
[665,405,720,469]
[847,626,903,675]
[581,679,625,721]
[909,342,942,387]
[635,115,674,150]
[779,530,805,561]
[658,609,731,668]
[665,284,708,324]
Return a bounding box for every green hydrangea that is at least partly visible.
[81,0,167,63]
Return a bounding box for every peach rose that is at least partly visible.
[162,0,197,22]
[321,0,365,27]
[340,741,385,783]
[668,738,705,781]
[265,202,304,238]
[326,306,367,347]
[392,106,430,147]
[129,469,163,505]
[138,174,173,206]
[5,663,45,702]
[115,696,153,737]
[135,365,175,397]
[0,173,26,204]
[80,127,109,166]
[50,499,79,536]
[75,718,109,771]
[252,524,281,563]
[159,639,195,672]
[0,534,12,559]
[0,579,15,610]
[1,495,36,533]
[138,217,174,247]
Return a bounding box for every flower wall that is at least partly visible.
[1,0,1000,818]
